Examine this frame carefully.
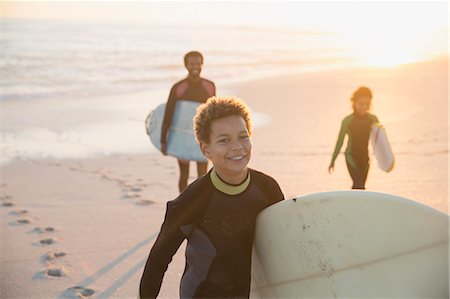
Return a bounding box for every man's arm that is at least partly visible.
[160,86,177,151]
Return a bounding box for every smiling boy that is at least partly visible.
[139,96,284,298]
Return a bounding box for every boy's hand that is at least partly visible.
[328,163,334,174]
[161,143,167,155]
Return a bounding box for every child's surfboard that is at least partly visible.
[145,100,207,162]
[251,191,449,298]
[370,123,395,172]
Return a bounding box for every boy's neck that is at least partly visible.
[210,168,251,195]
[213,168,249,186]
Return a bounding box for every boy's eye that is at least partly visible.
[218,138,229,143]
[240,135,250,141]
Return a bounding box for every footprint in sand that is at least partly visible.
[41,251,67,263]
[10,209,29,216]
[30,226,56,234]
[131,186,143,193]
[44,226,55,232]
[2,201,14,207]
[121,193,132,200]
[64,286,95,298]
[45,265,67,277]
[40,238,57,245]
[136,199,154,206]
[33,265,67,280]
[10,218,31,225]
[115,178,126,185]
[100,174,110,180]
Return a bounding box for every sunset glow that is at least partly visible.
[3,1,447,68]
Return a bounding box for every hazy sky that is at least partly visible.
[3,1,447,30]
[3,1,448,66]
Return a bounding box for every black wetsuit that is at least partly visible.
[331,113,379,189]
[161,77,215,145]
[139,168,284,298]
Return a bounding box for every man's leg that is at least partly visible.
[196,161,208,178]
[177,159,190,192]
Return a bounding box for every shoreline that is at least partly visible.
[2,55,447,166]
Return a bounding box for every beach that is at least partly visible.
[0,57,448,298]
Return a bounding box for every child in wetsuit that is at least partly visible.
[328,86,380,189]
[139,96,285,298]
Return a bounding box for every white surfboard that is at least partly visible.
[145,100,207,162]
[251,191,449,298]
[370,123,395,172]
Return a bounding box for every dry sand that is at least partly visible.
[1,57,448,298]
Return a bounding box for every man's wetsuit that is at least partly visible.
[161,77,215,145]
[139,168,284,298]
[330,113,379,189]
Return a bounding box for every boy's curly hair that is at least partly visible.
[350,86,373,111]
[194,96,252,144]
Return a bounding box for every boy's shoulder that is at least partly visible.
[166,174,213,222]
[339,114,354,128]
[166,175,212,226]
[171,174,212,205]
[249,168,284,204]
[250,168,274,179]
[343,113,354,121]
[368,113,379,122]
[249,168,280,187]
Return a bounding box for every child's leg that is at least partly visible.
[177,159,190,192]
[346,156,369,189]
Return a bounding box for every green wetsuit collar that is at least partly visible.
[210,168,251,195]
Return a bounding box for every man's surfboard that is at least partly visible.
[145,100,207,162]
[370,123,395,172]
[251,191,449,298]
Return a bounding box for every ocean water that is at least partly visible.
[1,18,354,163]
[3,18,445,165]
[1,18,351,102]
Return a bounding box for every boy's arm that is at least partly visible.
[139,201,186,299]
[330,117,350,165]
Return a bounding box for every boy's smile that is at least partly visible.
[354,96,371,115]
[201,115,252,185]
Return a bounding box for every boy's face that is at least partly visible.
[354,96,371,115]
[185,56,202,80]
[201,115,252,181]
